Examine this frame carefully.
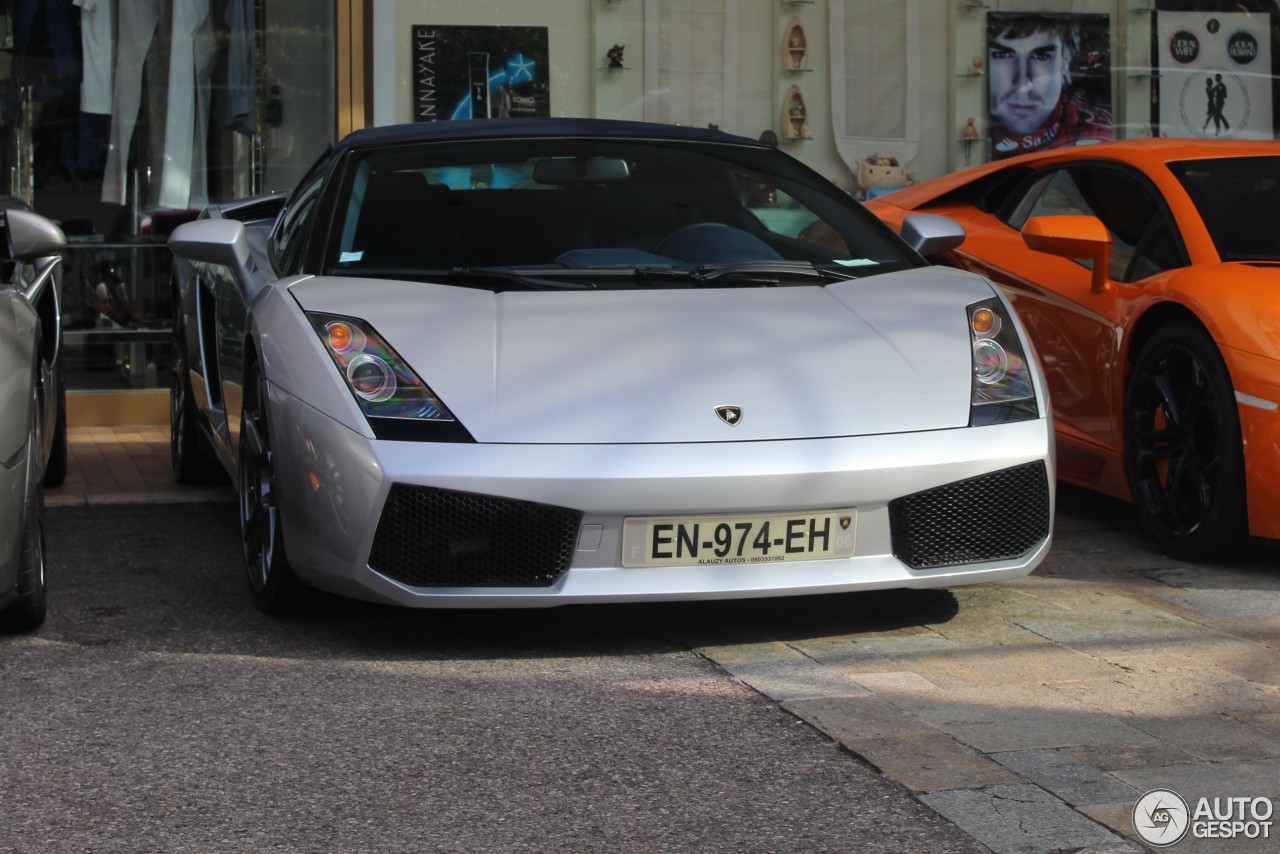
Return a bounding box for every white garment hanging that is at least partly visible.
[74,0,114,115]
[160,0,217,209]
[101,0,216,209]
[101,0,162,205]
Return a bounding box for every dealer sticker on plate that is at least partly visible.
[622,509,857,568]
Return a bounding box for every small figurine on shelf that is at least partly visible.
[969,54,984,75]
[963,116,981,165]
[784,17,808,70]
[783,85,810,139]
[607,44,625,69]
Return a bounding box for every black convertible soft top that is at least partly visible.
[335,117,763,155]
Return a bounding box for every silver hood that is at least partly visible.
[290,268,995,444]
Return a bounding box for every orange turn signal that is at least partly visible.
[326,322,354,353]
[971,307,1000,337]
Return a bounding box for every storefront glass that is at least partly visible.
[2,0,333,392]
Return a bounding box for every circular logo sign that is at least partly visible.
[1169,30,1200,64]
[1207,18,1221,35]
[1133,789,1191,847]
[1228,31,1260,65]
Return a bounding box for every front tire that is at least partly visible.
[1124,322,1246,561]
[239,363,304,613]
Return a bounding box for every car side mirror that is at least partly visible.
[4,209,66,302]
[169,218,252,271]
[901,213,966,257]
[1021,215,1111,294]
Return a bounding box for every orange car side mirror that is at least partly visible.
[1020,215,1112,294]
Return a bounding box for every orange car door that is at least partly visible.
[944,165,1186,472]
[947,169,1122,460]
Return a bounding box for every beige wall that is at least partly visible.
[370,1,1157,189]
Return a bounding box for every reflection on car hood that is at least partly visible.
[290,268,995,443]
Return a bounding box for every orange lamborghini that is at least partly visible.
[867,139,1279,560]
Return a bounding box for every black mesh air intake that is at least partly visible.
[368,485,582,587]
[889,462,1050,569]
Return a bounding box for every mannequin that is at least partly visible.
[101,0,217,210]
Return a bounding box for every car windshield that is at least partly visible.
[1169,155,1280,262]
[322,137,919,288]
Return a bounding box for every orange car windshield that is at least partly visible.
[1169,156,1280,262]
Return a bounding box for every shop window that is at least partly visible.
[2,0,335,392]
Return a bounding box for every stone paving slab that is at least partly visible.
[847,734,1022,794]
[1046,669,1280,718]
[989,749,1140,808]
[1122,714,1280,763]
[783,695,938,741]
[1081,800,1278,854]
[1060,742,1208,773]
[714,659,870,702]
[1110,757,1280,800]
[920,784,1131,854]
[885,685,1159,754]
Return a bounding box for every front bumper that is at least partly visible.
[270,386,1055,608]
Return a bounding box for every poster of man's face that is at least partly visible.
[988,13,1113,159]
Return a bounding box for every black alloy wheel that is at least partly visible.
[1123,321,1246,561]
[238,363,303,612]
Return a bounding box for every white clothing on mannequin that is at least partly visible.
[74,0,114,115]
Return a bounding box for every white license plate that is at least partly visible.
[621,509,858,568]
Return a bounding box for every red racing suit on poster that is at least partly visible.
[992,91,1113,159]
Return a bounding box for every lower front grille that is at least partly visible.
[368,485,582,588]
[889,461,1050,570]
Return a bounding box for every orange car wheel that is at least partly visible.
[1124,322,1247,561]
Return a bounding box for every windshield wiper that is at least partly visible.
[630,260,860,285]
[325,262,858,289]
[322,265,599,290]
[447,267,599,290]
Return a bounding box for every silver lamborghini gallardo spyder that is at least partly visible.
[168,119,1055,613]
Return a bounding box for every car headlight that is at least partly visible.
[308,312,473,442]
[968,298,1038,426]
